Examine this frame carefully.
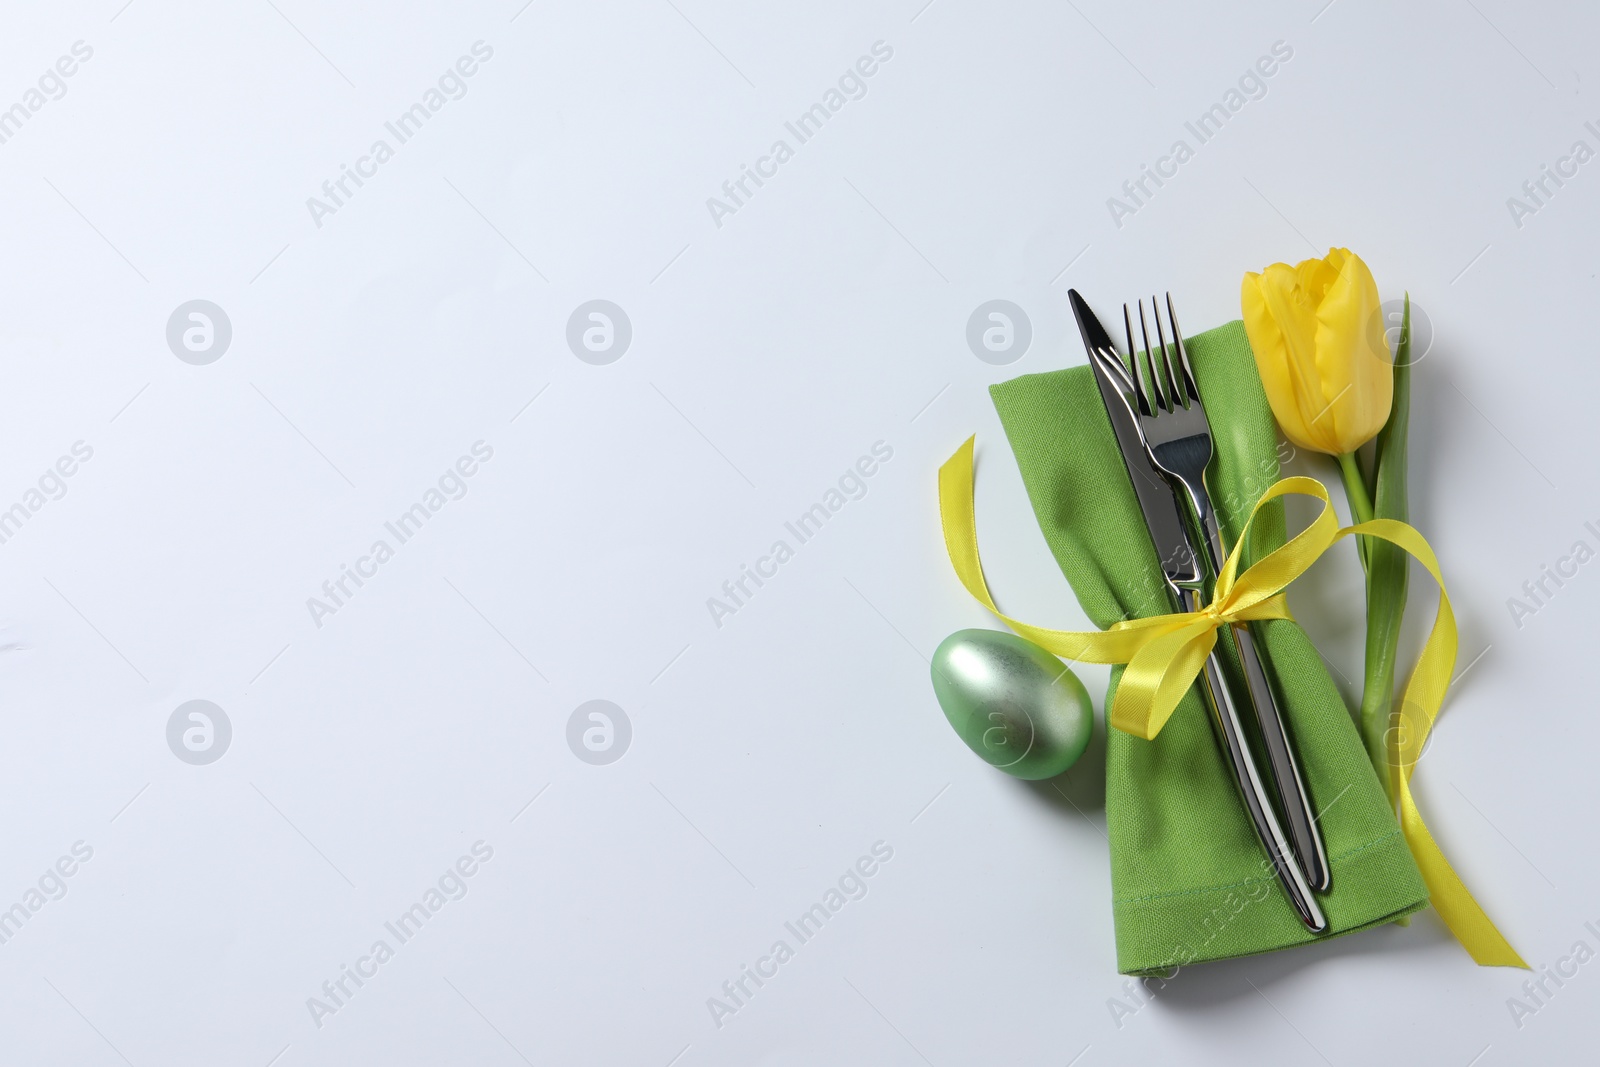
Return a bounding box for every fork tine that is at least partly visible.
[1165,292,1200,403]
[1136,299,1167,412]
[1150,294,1182,410]
[1091,345,1135,396]
[1122,303,1150,416]
[1088,347,1141,424]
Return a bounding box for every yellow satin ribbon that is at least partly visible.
[939,436,1525,968]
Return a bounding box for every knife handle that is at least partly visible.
[1230,622,1331,892]
[1179,588,1327,933]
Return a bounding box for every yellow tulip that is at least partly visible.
[1241,248,1393,456]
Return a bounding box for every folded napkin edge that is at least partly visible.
[1117,899,1431,978]
[1111,828,1405,907]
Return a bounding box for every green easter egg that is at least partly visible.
[931,628,1093,780]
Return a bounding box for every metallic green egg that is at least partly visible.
[931,628,1093,780]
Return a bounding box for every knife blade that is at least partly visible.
[1069,289,1190,589]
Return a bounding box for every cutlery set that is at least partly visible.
[1069,289,1330,932]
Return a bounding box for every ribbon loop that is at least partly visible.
[938,436,1524,969]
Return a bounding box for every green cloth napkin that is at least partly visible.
[989,319,1428,975]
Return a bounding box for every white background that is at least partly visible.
[0,0,1593,1064]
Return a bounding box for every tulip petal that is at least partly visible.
[1240,271,1302,447]
[1262,262,1337,452]
[1314,249,1393,450]
[1240,248,1395,455]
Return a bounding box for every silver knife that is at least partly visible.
[1070,289,1327,934]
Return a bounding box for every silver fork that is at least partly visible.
[1122,295,1331,894]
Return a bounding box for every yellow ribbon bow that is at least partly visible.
[939,436,1525,968]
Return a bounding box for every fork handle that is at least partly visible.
[1197,511,1332,893]
[1178,587,1327,933]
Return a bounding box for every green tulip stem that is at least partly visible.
[1335,451,1375,571]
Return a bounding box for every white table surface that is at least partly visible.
[0,1,1593,1063]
